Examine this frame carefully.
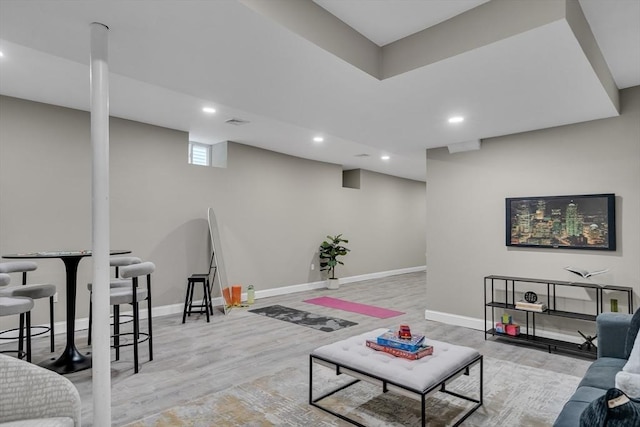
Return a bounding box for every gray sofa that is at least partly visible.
[554,309,640,426]
[0,354,81,427]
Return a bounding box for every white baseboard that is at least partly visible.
[424,309,483,331]
[424,309,587,345]
[340,266,426,284]
[5,266,426,343]
[255,265,426,299]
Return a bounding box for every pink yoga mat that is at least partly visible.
[303,296,404,319]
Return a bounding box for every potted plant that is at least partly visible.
[319,234,350,289]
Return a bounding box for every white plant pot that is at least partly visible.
[326,278,341,290]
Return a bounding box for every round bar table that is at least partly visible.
[3,250,130,374]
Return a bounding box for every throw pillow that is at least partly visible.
[625,308,640,359]
[624,329,640,374]
[580,388,640,427]
[615,371,640,399]
[616,330,640,398]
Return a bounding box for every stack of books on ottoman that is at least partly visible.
[366,327,433,360]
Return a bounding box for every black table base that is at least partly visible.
[40,346,91,374]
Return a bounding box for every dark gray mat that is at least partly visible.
[248,304,357,332]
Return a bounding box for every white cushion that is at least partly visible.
[311,328,480,392]
[0,284,56,299]
[0,296,34,316]
[616,329,640,398]
[623,329,640,374]
[615,371,640,399]
[108,287,148,306]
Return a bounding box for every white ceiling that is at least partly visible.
[0,0,638,182]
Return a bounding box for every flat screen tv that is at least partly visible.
[506,193,616,251]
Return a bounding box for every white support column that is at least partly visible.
[90,22,111,427]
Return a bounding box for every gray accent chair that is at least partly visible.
[0,261,56,352]
[0,353,81,426]
[0,273,34,361]
[554,309,640,426]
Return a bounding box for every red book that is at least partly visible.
[366,340,433,360]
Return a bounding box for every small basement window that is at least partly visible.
[188,141,210,166]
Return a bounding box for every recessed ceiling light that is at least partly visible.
[381,155,390,160]
[0,51,4,57]
[313,136,324,142]
[202,107,216,114]
[448,116,464,124]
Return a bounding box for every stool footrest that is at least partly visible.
[0,325,50,340]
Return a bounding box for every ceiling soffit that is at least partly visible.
[241,0,618,113]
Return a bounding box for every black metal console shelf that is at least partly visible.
[484,275,634,358]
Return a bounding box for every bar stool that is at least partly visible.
[103,261,154,373]
[87,256,142,345]
[182,275,212,323]
[182,253,216,323]
[0,273,34,361]
[0,261,56,353]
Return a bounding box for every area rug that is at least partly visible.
[303,296,405,319]
[125,356,580,427]
[248,305,357,332]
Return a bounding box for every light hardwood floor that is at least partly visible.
[5,272,591,425]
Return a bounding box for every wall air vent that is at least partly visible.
[354,153,370,157]
[225,118,250,126]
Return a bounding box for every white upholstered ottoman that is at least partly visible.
[309,328,483,426]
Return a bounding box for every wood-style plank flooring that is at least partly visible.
[4,272,591,425]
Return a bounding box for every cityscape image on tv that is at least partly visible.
[508,196,612,249]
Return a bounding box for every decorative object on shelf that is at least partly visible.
[318,234,349,290]
[578,330,598,351]
[515,300,548,312]
[506,324,521,336]
[524,291,538,303]
[611,298,619,312]
[506,193,616,251]
[496,314,520,336]
[564,266,610,280]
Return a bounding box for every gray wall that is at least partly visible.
[426,86,640,335]
[0,95,426,325]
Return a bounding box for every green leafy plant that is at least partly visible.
[319,234,350,279]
